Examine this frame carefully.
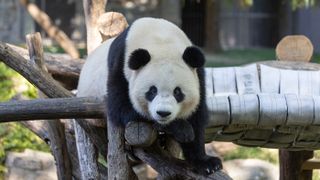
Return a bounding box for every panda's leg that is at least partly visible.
[179,115,222,175]
[156,120,195,143]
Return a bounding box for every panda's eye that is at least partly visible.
[174,87,185,103]
[145,86,157,102]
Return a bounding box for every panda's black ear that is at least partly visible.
[182,46,205,68]
[128,49,151,70]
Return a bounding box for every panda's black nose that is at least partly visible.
[157,111,171,117]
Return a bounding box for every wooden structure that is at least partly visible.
[0,3,318,179]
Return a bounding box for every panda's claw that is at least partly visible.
[205,168,212,175]
[192,156,223,175]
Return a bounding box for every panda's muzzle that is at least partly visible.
[156,111,171,118]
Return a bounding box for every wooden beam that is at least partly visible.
[302,159,320,170]
[134,147,231,180]
[0,96,104,122]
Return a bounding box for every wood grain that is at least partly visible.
[276,35,313,62]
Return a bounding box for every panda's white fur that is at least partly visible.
[77,38,115,98]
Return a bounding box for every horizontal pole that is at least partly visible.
[0,96,105,122]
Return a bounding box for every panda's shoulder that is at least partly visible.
[108,27,130,70]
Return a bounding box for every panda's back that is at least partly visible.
[125,18,192,61]
[77,37,115,97]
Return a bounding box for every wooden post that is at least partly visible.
[26,32,72,180]
[277,35,314,180]
[279,150,313,180]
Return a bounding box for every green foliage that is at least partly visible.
[205,48,275,67]
[0,63,16,101]
[223,147,278,164]
[291,0,316,9]
[0,123,49,175]
[0,62,47,177]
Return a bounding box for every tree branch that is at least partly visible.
[8,43,83,89]
[20,0,80,58]
[134,148,230,180]
[0,42,72,98]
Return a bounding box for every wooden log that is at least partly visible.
[235,64,260,94]
[125,121,157,147]
[26,33,72,180]
[212,67,237,95]
[0,97,104,122]
[276,35,313,62]
[279,150,313,180]
[0,42,73,98]
[97,12,128,42]
[108,120,138,180]
[134,147,231,180]
[20,0,80,58]
[258,61,320,71]
[8,43,83,80]
[74,120,101,180]
[6,43,83,89]
[302,159,320,170]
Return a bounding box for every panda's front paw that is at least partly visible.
[192,156,223,175]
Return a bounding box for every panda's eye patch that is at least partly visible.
[145,86,157,101]
[174,87,185,103]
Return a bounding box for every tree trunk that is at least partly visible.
[205,0,222,52]
[83,0,107,53]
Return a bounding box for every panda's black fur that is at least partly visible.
[106,22,222,174]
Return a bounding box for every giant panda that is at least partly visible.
[77,17,222,174]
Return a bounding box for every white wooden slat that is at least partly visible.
[229,94,259,125]
[260,65,280,93]
[280,69,299,94]
[313,96,320,125]
[298,71,320,96]
[207,96,230,126]
[285,94,314,125]
[235,64,260,94]
[205,68,214,98]
[212,67,237,96]
[258,94,287,126]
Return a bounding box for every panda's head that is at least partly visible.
[128,46,205,125]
